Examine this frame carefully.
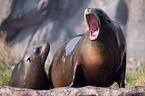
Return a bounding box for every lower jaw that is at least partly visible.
[89,30,99,41]
[90,36,97,41]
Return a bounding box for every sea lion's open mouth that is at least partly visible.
[86,14,99,40]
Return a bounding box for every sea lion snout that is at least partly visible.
[40,43,50,64]
[40,43,50,55]
[85,8,100,40]
[32,43,50,55]
[85,8,91,13]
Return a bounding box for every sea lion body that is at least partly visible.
[9,43,50,90]
[49,8,126,88]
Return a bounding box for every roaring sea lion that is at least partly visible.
[49,8,126,88]
[9,43,50,90]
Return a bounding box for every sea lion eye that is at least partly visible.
[27,57,31,63]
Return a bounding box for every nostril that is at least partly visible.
[87,8,90,12]
[34,47,41,54]
[45,43,50,48]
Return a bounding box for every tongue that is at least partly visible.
[87,15,99,40]
[89,15,98,31]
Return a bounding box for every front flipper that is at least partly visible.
[68,64,88,87]
[115,52,126,88]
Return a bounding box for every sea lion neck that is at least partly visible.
[81,31,104,47]
[78,32,105,65]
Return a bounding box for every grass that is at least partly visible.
[0,31,15,86]
[125,66,145,87]
[0,31,145,88]
[0,71,11,85]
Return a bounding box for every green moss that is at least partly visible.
[0,74,10,86]
[125,64,145,87]
[126,72,139,87]
[0,62,13,86]
[0,61,13,86]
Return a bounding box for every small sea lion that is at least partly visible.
[49,8,126,88]
[9,43,50,90]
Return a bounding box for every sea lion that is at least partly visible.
[9,43,50,90]
[49,8,126,88]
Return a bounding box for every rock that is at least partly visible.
[126,0,145,69]
[0,0,13,25]
[0,0,145,68]
[0,86,145,96]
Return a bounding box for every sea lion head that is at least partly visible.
[84,8,111,40]
[23,43,50,71]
